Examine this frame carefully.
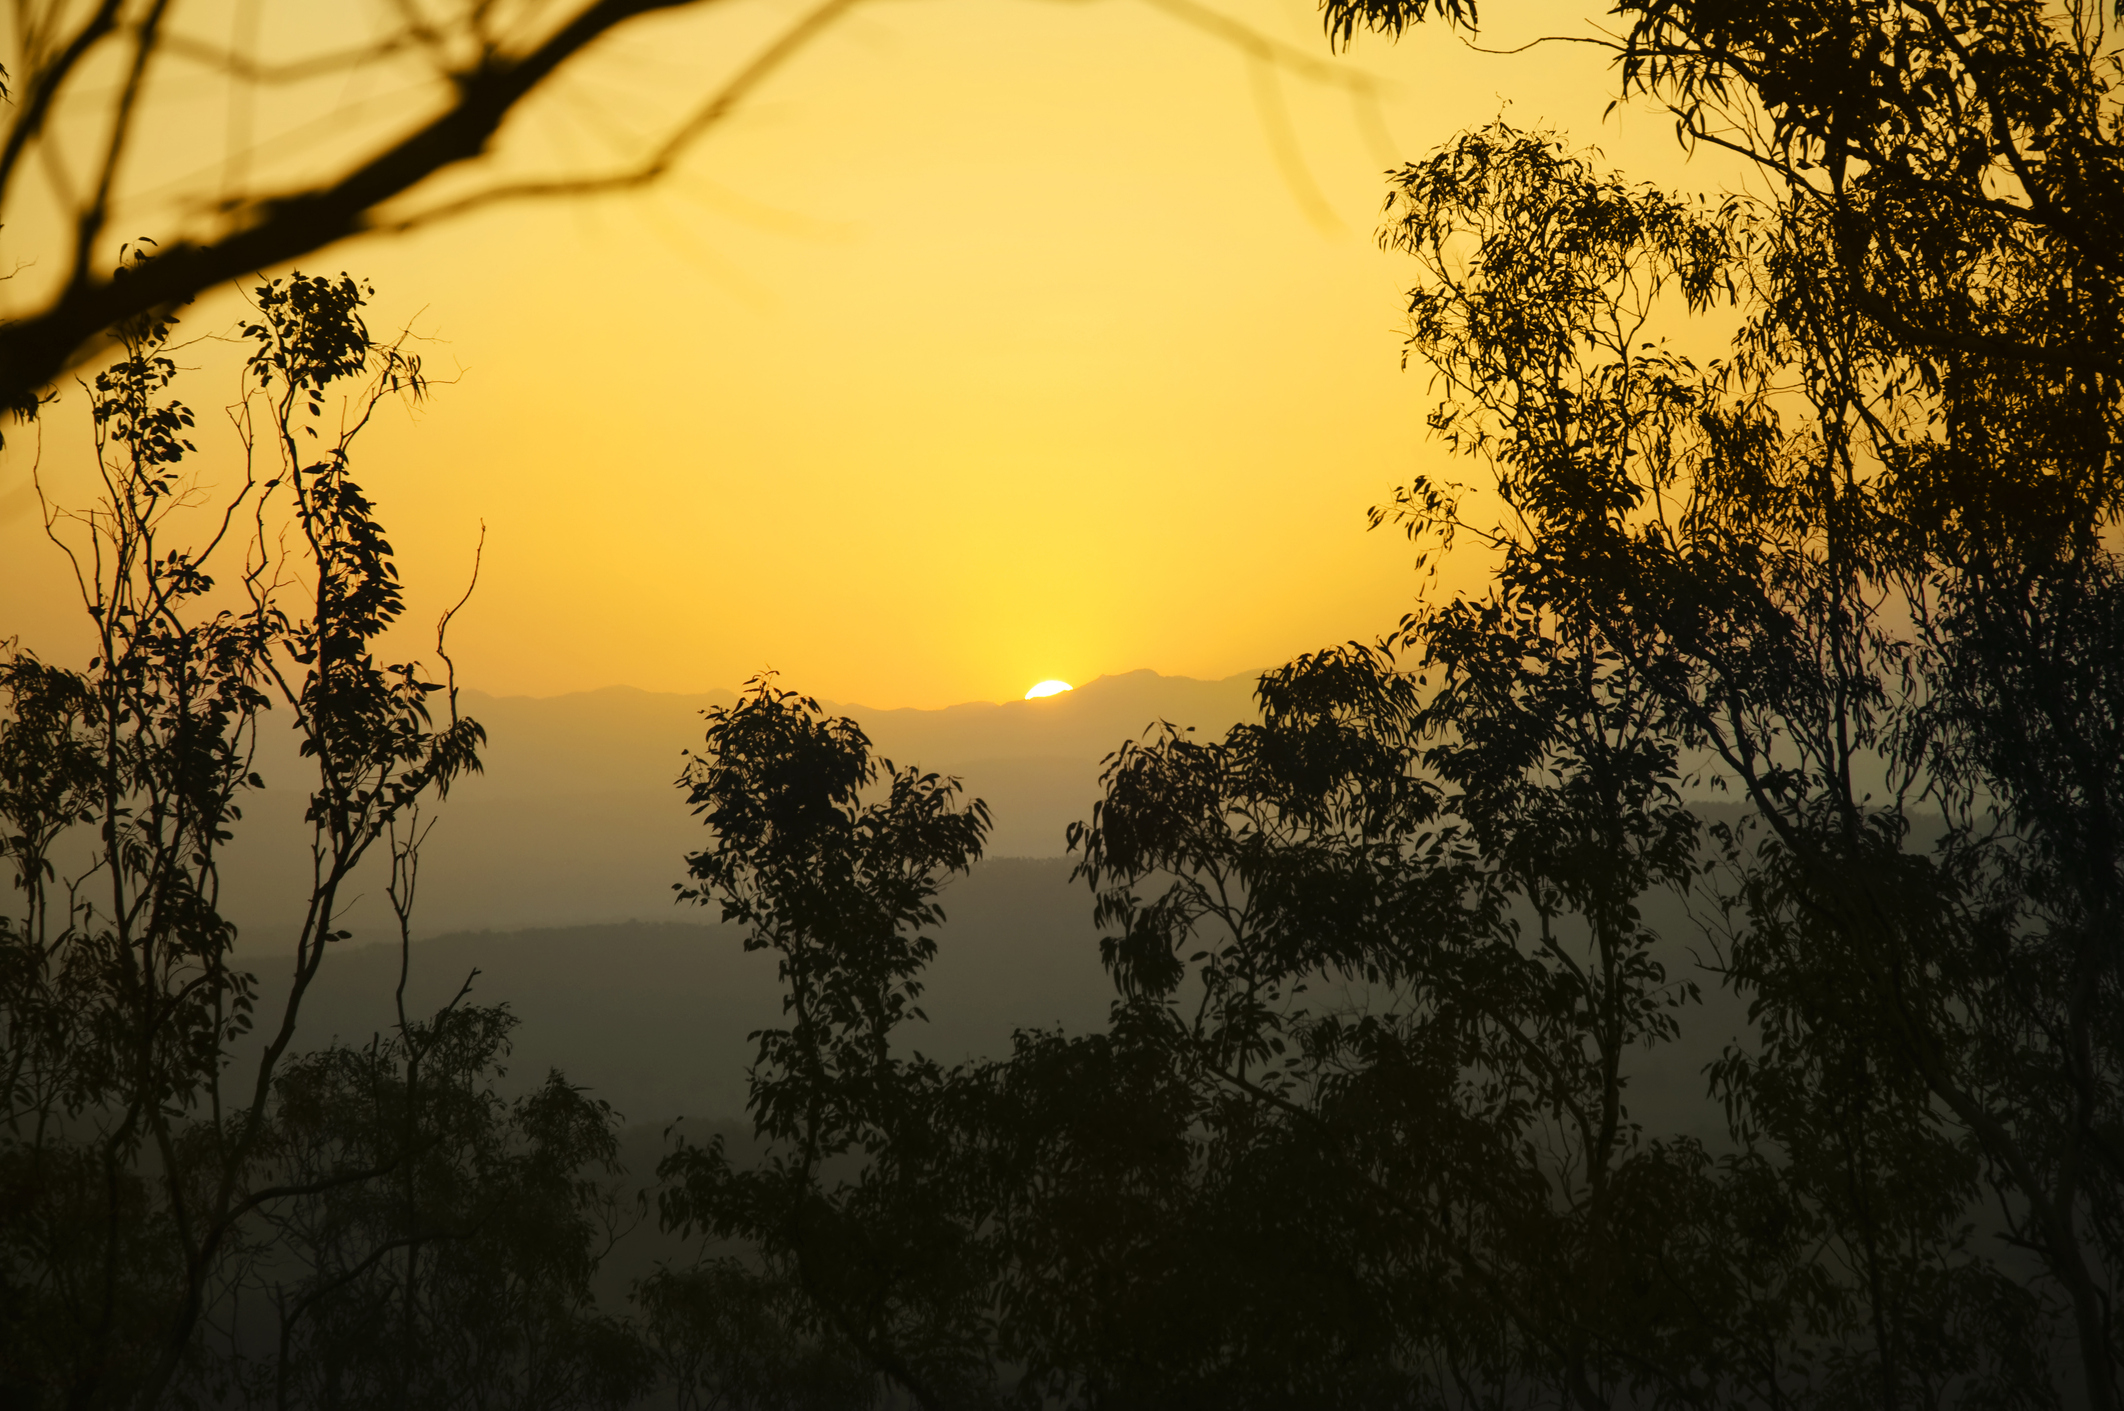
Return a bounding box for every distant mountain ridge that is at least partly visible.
[451,668,1263,798]
[222,669,1266,946]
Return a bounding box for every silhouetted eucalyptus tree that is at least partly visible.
[1375,102,2118,1404]
[657,679,994,1410]
[0,273,495,1410]
[1340,17,2122,1397]
[1305,5,2123,1405]
[1047,625,1722,1409]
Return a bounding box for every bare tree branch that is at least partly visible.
[0,0,1388,421]
[378,0,862,232]
[0,0,717,405]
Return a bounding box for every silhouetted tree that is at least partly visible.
[1376,108,2115,1406]
[657,678,994,1410]
[246,1006,645,1411]
[1041,635,1719,1408]
[1336,1,2122,1401]
[0,272,492,1410]
[1358,17,2119,1397]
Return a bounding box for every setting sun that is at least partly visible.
[1024,680,1073,699]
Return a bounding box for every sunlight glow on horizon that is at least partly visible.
[1024,680,1073,699]
[0,1,1719,710]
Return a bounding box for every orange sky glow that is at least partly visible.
[0,0,1748,709]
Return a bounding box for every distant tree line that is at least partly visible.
[2,0,2118,1407]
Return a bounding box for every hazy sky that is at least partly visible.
[0,0,1745,708]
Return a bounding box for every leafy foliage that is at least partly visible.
[654,2,2122,1407]
[250,1006,646,1411]
[659,679,994,1410]
[0,274,504,1411]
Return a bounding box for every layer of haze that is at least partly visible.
[0,0,1748,708]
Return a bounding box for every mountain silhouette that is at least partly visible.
[220,669,1264,944]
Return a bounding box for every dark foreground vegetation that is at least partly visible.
[5,0,2122,1406]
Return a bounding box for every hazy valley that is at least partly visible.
[220,668,1263,941]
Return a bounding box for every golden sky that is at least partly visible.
[0,0,1745,709]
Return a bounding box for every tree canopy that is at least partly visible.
[654,0,2124,1405]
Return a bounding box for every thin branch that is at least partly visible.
[1457,31,1621,57]
[0,0,128,221]
[1141,0,1385,94]
[377,0,862,232]
[434,520,484,728]
[157,28,423,85]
